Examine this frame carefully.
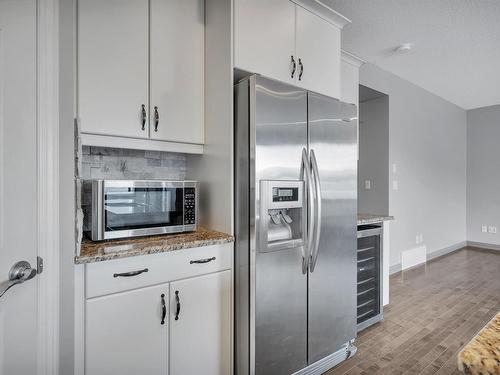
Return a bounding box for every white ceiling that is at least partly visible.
[326,0,500,110]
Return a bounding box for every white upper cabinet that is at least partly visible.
[295,6,341,98]
[150,0,204,144]
[78,0,149,139]
[78,0,205,152]
[234,0,350,98]
[169,271,232,375]
[234,0,296,85]
[85,284,168,375]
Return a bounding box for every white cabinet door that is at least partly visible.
[170,271,232,375]
[234,0,296,84]
[78,0,149,138]
[295,6,341,98]
[85,284,168,375]
[150,0,204,144]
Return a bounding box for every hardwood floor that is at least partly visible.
[325,248,500,375]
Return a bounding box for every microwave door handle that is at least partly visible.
[309,149,322,273]
[300,148,314,275]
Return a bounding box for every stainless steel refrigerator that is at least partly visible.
[235,75,358,375]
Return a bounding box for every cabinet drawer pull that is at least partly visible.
[154,106,159,132]
[141,104,146,131]
[189,256,216,264]
[113,268,149,278]
[160,293,166,325]
[175,290,181,320]
[291,55,296,78]
[298,58,304,81]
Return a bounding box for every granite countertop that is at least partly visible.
[458,312,499,374]
[75,228,234,264]
[358,213,394,225]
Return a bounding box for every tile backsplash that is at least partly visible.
[80,146,187,180]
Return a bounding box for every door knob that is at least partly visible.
[0,261,37,299]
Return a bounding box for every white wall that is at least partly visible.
[360,64,467,269]
[467,104,500,246]
[358,95,389,215]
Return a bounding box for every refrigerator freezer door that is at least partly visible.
[307,93,358,363]
[235,75,310,375]
[254,76,309,375]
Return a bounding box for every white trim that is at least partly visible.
[36,0,60,374]
[467,241,500,252]
[341,50,366,68]
[74,264,85,375]
[291,0,351,29]
[81,132,204,154]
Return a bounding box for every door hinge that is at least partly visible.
[37,256,43,274]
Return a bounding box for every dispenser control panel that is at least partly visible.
[272,187,299,202]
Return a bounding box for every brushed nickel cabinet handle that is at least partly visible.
[154,106,159,132]
[189,256,216,264]
[160,293,166,325]
[175,290,181,320]
[141,104,146,130]
[113,268,149,278]
[298,58,304,81]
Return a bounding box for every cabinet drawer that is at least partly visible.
[86,243,233,298]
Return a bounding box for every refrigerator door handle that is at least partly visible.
[309,149,322,272]
[300,148,314,274]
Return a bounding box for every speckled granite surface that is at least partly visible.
[75,229,234,264]
[358,213,394,225]
[458,312,500,374]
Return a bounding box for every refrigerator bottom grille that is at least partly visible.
[292,342,355,375]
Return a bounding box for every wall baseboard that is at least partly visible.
[389,241,468,275]
[466,241,500,251]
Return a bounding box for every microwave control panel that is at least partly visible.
[183,187,196,225]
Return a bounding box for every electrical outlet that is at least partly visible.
[488,226,497,234]
[482,225,488,233]
[419,234,423,243]
[364,180,371,190]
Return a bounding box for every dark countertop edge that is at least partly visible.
[74,233,234,265]
[357,214,394,225]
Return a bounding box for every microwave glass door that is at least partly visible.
[104,186,183,231]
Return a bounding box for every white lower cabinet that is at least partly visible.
[80,243,233,375]
[85,284,169,375]
[170,271,232,375]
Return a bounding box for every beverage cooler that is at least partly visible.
[356,224,383,331]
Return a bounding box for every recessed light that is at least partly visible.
[395,43,412,53]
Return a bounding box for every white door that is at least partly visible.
[170,271,232,375]
[78,0,149,138]
[234,0,296,84]
[295,6,341,99]
[0,0,39,373]
[85,284,169,375]
[150,0,204,144]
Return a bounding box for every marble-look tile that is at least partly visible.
[80,146,187,180]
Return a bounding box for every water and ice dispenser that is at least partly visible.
[259,180,306,252]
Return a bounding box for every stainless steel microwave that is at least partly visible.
[82,180,199,241]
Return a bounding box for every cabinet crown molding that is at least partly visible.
[341,50,366,68]
[292,0,351,29]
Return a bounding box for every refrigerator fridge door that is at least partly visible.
[234,75,309,375]
[307,92,358,363]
